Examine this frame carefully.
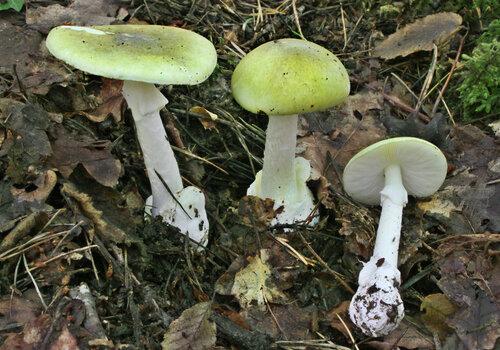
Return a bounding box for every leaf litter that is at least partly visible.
[0,1,499,349]
[373,12,463,59]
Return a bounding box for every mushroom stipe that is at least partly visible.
[343,137,447,336]
[46,25,217,246]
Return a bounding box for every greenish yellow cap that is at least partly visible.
[231,38,350,116]
[46,25,217,85]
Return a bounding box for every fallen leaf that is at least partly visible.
[0,296,42,326]
[240,304,312,339]
[0,19,42,70]
[162,302,216,350]
[373,12,462,59]
[232,251,286,308]
[4,103,52,182]
[26,0,120,34]
[0,314,51,350]
[69,283,107,339]
[84,78,125,123]
[382,113,450,147]
[11,170,57,204]
[417,125,500,233]
[190,106,218,130]
[367,319,434,349]
[327,300,354,339]
[238,195,276,231]
[0,21,71,95]
[49,127,122,187]
[335,199,376,259]
[49,326,79,350]
[61,182,129,244]
[420,293,457,339]
[436,234,500,350]
[215,250,287,308]
[297,91,386,188]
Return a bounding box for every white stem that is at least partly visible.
[261,115,298,200]
[122,81,183,216]
[373,164,408,266]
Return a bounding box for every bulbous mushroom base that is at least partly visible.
[247,157,318,227]
[145,186,209,247]
[349,256,404,337]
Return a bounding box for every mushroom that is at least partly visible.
[231,38,350,226]
[342,137,447,336]
[46,25,217,245]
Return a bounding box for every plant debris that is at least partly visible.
[1,1,498,349]
[373,12,463,59]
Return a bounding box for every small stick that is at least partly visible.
[23,253,47,310]
[291,0,305,40]
[336,313,360,350]
[298,233,354,294]
[413,44,438,116]
[431,35,465,119]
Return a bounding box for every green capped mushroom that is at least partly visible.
[232,38,350,226]
[46,25,217,245]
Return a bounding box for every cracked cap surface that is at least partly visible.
[46,25,217,85]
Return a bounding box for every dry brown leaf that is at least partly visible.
[0,296,42,326]
[367,320,434,349]
[49,127,122,187]
[238,195,276,231]
[417,125,500,233]
[240,304,312,340]
[0,314,51,350]
[190,106,219,130]
[435,234,500,350]
[11,170,57,203]
[49,326,79,350]
[162,302,216,350]
[298,92,386,188]
[0,19,42,70]
[327,301,354,339]
[373,12,462,59]
[85,79,125,123]
[26,0,120,34]
[61,182,128,244]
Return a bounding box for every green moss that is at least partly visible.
[458,20,499,120]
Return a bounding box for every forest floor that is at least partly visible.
[0,0,499,349]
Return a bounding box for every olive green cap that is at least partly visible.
[46,25,217,85]
[343,137,447,205]
[231,38,350,116]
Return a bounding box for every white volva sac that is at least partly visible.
[231,39,350,227]
[343,137,447,336]
[46,25,217,246]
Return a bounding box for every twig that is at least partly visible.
[23,253,47,310]
[413,44,438,116]
[335,313,360,350]
[298,234,354,294]
[431,35,465,121]
[291,0,305,39]
[340,2,347,50]
[381,92,430,123]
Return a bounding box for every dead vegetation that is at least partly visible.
[0,0,499,349]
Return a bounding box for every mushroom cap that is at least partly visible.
[231,38,350,116]
[46,25,217,85]
[343,137,447,205]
